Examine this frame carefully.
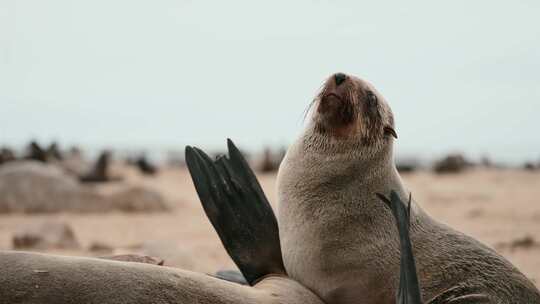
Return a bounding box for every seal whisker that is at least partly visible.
[302,98,318,123]
[302,82,327,123]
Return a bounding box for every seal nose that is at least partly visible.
[334,73,347,86]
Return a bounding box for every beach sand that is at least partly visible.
[0,166,538,287]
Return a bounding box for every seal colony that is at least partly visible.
[0,73,538,303]
[0,139,415,304]
[276,73,540,303]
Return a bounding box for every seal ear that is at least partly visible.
[384,126,398,139]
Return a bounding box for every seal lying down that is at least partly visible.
[186,139,425,304]
[0,141,322,304]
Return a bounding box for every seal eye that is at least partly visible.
[366,91,378,107]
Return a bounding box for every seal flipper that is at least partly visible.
[186,140,285,286]
[377,191,423,304]
[214,270,248,285]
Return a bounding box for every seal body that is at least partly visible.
[277,73,540,304]
[0,251,325,304]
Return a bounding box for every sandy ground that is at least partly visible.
[0,166,539,287]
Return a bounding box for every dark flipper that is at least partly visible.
[377,191,423,304]
[185,139,286,286]
[214,270,248,285]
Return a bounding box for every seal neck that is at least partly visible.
[279,126,402,205]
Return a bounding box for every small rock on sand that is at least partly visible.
[127,240,196,268]
[0,161,169,214]
[88,241,115,253]
[108,186,170,212]
[0,161,102,213]
[12,221,80,250]
[433,154,469,174]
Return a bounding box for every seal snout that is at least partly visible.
[316,75,357,132]
[334,73,348,86]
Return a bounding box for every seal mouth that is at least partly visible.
[316,90,356,133]
[322,92,343,102]
[318,93,344,115]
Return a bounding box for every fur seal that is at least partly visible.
[135,155,158,175]
[186,141,427,304]
[26,141,47,162]
[46,142,63,161]
[277,73,540,303]
[0,250,324,304]
[0,147,16,165]
[79,150,121,183]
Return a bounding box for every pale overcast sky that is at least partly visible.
[1,1,539,162]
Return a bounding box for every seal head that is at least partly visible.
[312,73,397,144]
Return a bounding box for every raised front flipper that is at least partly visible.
[377,191,423,304]
[186,139,286,286]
